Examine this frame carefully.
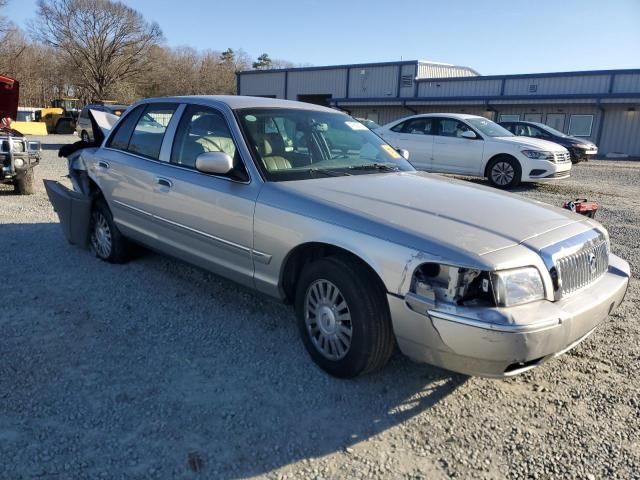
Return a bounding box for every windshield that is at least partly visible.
[531,122,568,138]
[466,117,514,137]
[237,108,414,181]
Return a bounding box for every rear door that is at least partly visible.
[144,104,259,287]
[381,118,434,169]
[97,102,178,240]
[431,118,485,175]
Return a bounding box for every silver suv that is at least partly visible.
[46,96,630,378]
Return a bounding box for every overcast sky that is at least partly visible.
[7,0,640,75]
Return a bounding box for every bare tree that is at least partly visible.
[32,0,163,100]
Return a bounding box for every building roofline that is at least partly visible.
[330,92,640,105]
[417,68,640,83]
[237,60,421,75]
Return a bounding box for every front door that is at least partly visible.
[432,118,484,175]
[146,104,259,287]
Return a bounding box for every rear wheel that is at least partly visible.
[55,118,74,134]
[487,156,521,189]
[295,256,395,377]
[90,198,128,263]
[14,169,35,195]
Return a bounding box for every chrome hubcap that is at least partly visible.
[491,161,515,186]
[304,279,352,360]
[91,212,112,258]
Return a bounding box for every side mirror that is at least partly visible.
[195,151,233,175]
[396,148,410,160]
[461,130,477,139]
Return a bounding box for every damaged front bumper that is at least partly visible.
[44,179,91,247]
[388,254,630,377]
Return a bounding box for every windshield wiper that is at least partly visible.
[349,163,399,172]
[307,168,351,177]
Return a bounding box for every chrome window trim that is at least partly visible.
[102,99,255,185]
[113,200,271,263]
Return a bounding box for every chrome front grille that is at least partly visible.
[555,236,609,296]
[553,151,571,163]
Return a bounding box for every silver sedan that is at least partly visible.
[45,96,630,378]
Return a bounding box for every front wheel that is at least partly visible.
[295,256,395,378]
[487,156,521,189]
[90,198,129,263]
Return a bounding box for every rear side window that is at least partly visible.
[107,105,145,151]
[391,118,434,135]
[128,104,177,160]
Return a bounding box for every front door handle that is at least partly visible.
[98,161,110,169]
[156,177,173,188]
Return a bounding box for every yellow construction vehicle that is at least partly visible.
[34,98,81,134]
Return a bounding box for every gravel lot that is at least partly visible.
[1,135,638,480]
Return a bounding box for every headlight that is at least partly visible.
[491,267,544,307]
[14,158,24,168]
[521,149,555,160]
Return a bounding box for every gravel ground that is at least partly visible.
[1,135,638,480]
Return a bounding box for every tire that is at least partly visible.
[90,198,128,263]
[55,119,74,134]
[13,168,36,195]
[81,130,90,143]
[487,155,521,189]
[295,256,395,378]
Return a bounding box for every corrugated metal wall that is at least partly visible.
[502,75,610,96]
[399,64,417,98]
[613,73,640,92]
[240,72,286,98]
[599,107,640,156]
[348,65,399,98]
[287,69,347,99]
[418,79,502,97]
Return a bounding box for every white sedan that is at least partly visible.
[375,113,572,189]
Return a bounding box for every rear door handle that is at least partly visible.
[156,177,173,188]
[98,161,110,169]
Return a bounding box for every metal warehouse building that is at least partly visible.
[237,60,640,157]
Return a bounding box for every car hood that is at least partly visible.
[263,171,584,260]
[565,137,597,147]
[493,136,568,152]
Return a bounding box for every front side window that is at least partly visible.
[171,105,245,180]
[237,108,414,181]
[568,115,593,137]
[437,119,474,138]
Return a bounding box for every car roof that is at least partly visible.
[139,95,340,113]
[399,113,486,121]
